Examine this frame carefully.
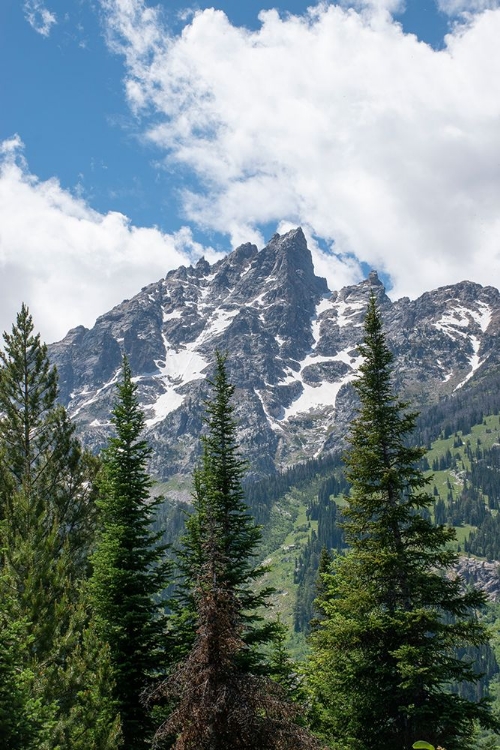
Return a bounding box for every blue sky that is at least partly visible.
[1,0,500,342]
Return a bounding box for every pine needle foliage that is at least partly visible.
[308,294,498,750]
[171,351,276,670]
[154,353,322,747]
[89,356,170,749]
[46,590,122,750]
[0,567,49,749]
[0,304,98,639]
[0,305,119,748]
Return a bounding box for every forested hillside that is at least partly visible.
[1,300,500,749]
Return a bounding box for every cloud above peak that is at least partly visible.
[100,0,500,299]
[0,137,219,344]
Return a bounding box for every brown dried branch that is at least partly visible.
[150,547,324,750]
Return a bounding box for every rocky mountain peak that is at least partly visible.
[48,229,500,487]
[259,228,325,289]
[367,269,383,287]
[218,228,329,308]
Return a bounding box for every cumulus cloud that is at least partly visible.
[99,0,500,300]
[436,0,500,15]
[0,137,219,344]
[23,0,57,37]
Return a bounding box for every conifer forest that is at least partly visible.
[2,299,500,749]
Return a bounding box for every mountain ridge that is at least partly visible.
[48,227,500,486]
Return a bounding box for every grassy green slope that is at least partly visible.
[257,412,500,654]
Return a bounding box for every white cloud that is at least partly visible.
[0,137,219,344]
[436,0,500,15]
[100,0,500,301]
[23,0,57,37]
[340,0,405,14]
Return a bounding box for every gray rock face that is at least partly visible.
[48,227,500,484]
[453,557,500,601]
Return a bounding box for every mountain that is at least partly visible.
[48,227,500,490]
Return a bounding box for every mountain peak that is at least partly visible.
[256,228,328,297]
[267,226,307,257]
[48,230,500,485]
[367,270,383,287]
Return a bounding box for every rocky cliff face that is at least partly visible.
[454,558,500,601]
[48,227,500,485]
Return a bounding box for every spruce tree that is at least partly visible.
[153,368,324,748]
[89,356,170,749]
[0,305,96,558]
[308,294,497,750]
[171,351,275,670]
[0,305,98,608]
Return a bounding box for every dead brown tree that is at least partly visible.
[150,536,324,750]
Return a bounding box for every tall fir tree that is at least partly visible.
[0,305,98,590]
[0,305,118,748]
[89,356,170,749]
[308,294,497,750]
[153,355,323,749]
[171,351,276,671]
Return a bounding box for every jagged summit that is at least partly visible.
[367,269,383,286]
[48,229,500,485]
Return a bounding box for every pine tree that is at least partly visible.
[0,304,118,748]
[48,591,122,750]
[0,305,97,539]
[308,294,497,750]
[0,567,49,749]
[89,356,170,749]
[171,351,276,670]
[0,305,98,633]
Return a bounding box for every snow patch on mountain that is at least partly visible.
[335,300,365,328]
[145,388,185,427]
[145,329,211,426]
[471,301,492,332]
[434,301,492,340]
[157,335,207,386]
[163,309,182,321]
[276,346,363,421]
[70,370,121,420]
[434,308,471,339]
[145,304,240,426]
[455,335,483,391]
[282,375,355,421]
[204,307,239,337]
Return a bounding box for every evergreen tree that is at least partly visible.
[0,305,117,747]
[89,356,170,749]
[268,616,303,700]
[153,490,323,749]
[308,295,497,750]
[0,305,98,618]
[171,351,276,670]
[0,567,49,749]
[48,591,122,750]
